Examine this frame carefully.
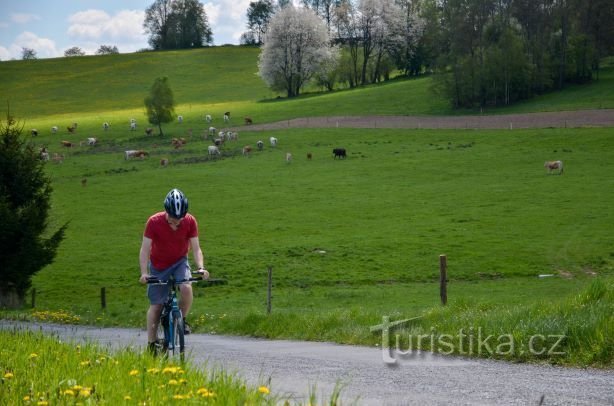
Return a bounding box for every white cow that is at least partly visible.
[103,122,110,131]
[270,137,278,147]
[178,115,183,123]
[208,145,220,156]
[544,160,564,175]
[205,114,212,123]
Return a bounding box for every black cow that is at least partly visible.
[333,148,346,159]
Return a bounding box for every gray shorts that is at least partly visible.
[147,257,191,305]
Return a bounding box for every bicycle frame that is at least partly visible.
[147,273,203,359]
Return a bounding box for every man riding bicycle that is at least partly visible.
[139,188,209,354]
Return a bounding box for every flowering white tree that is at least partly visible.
[258,5,339,97]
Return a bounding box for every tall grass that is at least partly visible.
[0,329,281,405]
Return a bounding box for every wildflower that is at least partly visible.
[173,394,187,400]
[29,353,38,359]
[179,378,188,384]
[80,360,91,367]
[37,401,48,406]
[129,369,139,376]
[258,386,270,395]
[197,387,216,397]
[23,395,31,401]
[63,389,75,396]
[4,372,14,379]
[147,368,160,374]
[72,385,82,391]
[79,388,91,397]
[168,379,179,386]
[124,395,132,400]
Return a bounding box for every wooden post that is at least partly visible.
[101,287,106,309]
[267,266,272,315]
[439,255,448,305]
[31,288,36,308]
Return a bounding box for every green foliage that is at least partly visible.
[144,76,176,136]
[0,112,66,306]
[144,0,212,50]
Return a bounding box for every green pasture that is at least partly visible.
[1,48,613,367]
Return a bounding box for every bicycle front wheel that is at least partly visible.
[171,312,185,359]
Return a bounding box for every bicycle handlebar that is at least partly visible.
[146,274,206,285]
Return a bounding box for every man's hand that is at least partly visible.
[139,274,150,285]
[197,268,210,279]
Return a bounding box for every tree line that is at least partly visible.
[253,0,614,108]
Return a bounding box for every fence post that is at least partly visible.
[31,288,36,308]
[267,266,272,315]
[439,255,448,305]
[101,287,106,309]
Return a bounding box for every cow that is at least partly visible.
[67,126,76,133]
[244,116,253,125]
[286,152,292,163]
[177,115,183,123]
[242,145,252,156]
[103,122,110,131]
[125,150,149,160]
[223,112,230,123]
[544,160,564,175]
[81,178,87,187]
[333,148,347,159]
[61,140,74,148]
[205,114,212,123]
[51,126,58,134]
[87,137,97,146]
[307,152,312,160]
[208,145,221,156]
[52,153,64,164]
[171,138,187,149]
[31,129,38,137]
[145,128,154,136]
[269,137,278,147]
[160,158,169,167]
[130,119,137,131]
[256,140,264,150]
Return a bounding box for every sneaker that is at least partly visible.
[183,318,191,335]
[147,342,158,357]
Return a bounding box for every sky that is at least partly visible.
[0,0,265,60]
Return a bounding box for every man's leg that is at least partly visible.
[147,304,163,343]
[179,284,193,318]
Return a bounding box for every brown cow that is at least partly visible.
[242,145,252,156]
[61,140,74,148]
[244,116,253,125]
[544,160,564,175]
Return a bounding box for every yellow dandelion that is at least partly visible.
[197,388,209,395]
[37,401,48,406]
[63,389,75,396]
[79,388,91,397]
[173,394,187,400]
[80,360,91,366]
[168,379,179,385]
[129,369,139,376]
[4,372,14,379]
[258,386,270,395]
[23,395,31,401]
[162,366,177,374]
[124,395,132,400]
[29,353,38,359]
[72,385,82,391]
[179,378,188,384]
[147,368,160,374]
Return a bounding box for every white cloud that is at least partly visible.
[11,13,41,24]
[13,31,58,59]
[67,9,146,49]
[0,45,11,61]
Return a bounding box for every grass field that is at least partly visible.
[1,47,613,367]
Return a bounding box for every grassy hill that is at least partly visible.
[1,47,612,367]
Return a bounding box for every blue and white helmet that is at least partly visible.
[164,188,188,218]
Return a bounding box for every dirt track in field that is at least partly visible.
[231,109,614,131]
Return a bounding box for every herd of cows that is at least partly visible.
[31,114,350,169]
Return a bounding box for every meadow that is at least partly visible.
[0,47,612,368]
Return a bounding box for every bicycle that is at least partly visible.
[147,272,204,360]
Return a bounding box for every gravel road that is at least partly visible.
[1,321,612,405]
[230,109,614,131]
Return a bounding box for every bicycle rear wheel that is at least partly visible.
[171,311,185,360]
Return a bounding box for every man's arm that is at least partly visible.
[189,236,209,279]
[139,236,152,284]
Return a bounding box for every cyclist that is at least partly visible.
[139,188,209,354]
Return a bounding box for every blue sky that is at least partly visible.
[0,0,261,60]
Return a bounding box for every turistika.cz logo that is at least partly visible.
[370,316,566,364]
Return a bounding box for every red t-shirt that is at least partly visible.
[144,212,199,271]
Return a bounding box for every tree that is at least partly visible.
[0,110,66,308]
[246,0,276,45]
[258,5,339,97]
[21,47,37,60]
[96,45,119,55]
[144,77,176,137]
[64,46,85,57]
[144,0,212,50]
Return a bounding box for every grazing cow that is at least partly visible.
[61,140,74,148]
[256,140,264,150]
[87,137,97,146]
[333,148,347,159]
[40,147,49,161]
[31,129,38,137]
[160,158,169,167]
[223,112,230,123]
[103,122,110,131]
[52,153,64,164]
[213,138,224,146]
[244,116,253,125]
[209,126,217,136]
[269,137,278,147]
[125,150,149,160]
[286,152,292,163]
[307,152,312,160]
[51,126,58,134]
[67,126,76,133]
[242,145,252,156]
[208,145,221,156]
[171,138,186,149]
[145,127,154,136]
[544,160,564,175]
[178,115,183,123]
[205,114,212,123]
[130,119,137,131]
[81,178,87,187]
